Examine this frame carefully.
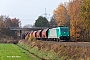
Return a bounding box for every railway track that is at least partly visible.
[43,41,90,47]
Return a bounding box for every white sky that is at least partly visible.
[0,0,68,27]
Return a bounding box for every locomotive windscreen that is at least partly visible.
[60,27,69,32]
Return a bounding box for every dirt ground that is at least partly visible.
[19,40,90,60]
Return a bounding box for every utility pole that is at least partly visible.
[42,8,50,20]
[45,8,46,17]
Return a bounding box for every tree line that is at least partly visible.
[34,0,90,41]
[0,0,90,41]
[0,15,20,39]
[54,0,90,41]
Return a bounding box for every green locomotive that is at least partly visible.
[48,26,70,41]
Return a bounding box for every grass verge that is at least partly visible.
[0,43,40,60]
[17,43,73,60]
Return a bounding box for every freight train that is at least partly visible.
[23,26,70,42]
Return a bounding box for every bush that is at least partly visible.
[0,28,17,39]
[28,35,36,43]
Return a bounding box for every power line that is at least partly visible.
[42,8,50,20]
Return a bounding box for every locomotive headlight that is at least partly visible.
[68,35,69,36]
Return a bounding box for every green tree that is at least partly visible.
[35,16,49,27]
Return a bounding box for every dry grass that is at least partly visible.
[19,40,90,60]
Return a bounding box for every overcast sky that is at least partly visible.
[0,0,68,27]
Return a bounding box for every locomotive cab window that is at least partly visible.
[60,28,69,32]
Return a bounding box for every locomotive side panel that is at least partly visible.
[48,28,57,38]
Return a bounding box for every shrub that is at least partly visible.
[25,35,29,40]
[28,35,36,43]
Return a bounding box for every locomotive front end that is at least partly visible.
[57,26,70,41]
